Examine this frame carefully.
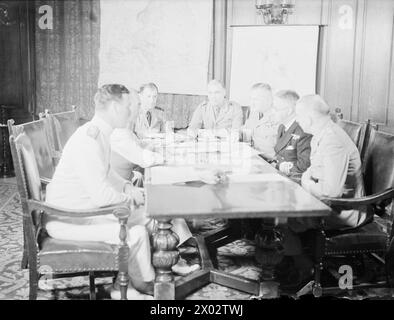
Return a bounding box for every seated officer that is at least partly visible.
[111,88,164,181]
[279,95,367,289]
[45,84,198,300]
[188,79,243,137]
[243,83,274,130]
[134,83,166,139]
[270,90,311,181]
[244,83,280,160]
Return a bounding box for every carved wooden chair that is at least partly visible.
[305,126,394,297]
[8,118,58,270]
[8,126,131,300]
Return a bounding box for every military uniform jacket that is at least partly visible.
[134,106,165,138]
[189,100,243,130]
[303,119,367,228]
[274,121,312,175]
[251,109,280,159]
[46,116,131,210]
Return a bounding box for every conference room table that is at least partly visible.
[144,134,331,300]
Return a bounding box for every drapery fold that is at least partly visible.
[35,0,100,119]
[34,0,220,126]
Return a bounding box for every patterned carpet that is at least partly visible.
[1,178,394,300]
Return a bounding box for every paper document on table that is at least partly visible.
[149,166,201,185]
[228,173,288,183]
[144,132,165,139]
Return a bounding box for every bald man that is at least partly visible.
[188,80,243,137]
[279,94,368,289]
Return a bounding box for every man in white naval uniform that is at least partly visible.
[45,85,197,299]
[110,90,199,267]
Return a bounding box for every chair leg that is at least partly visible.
[384,262,392,289]
[29,268,39,300]
[20,233,28,269]
[118,273,129,300]
[208,246,219,269]
[385,244,394,288]
[312,229,326,298]
[21,246,28,270]
[356,254,366,276]
[89,272,96,300]
[313,260,323,297]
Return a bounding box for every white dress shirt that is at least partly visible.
[283,116,297,131]
[111,128,164,179]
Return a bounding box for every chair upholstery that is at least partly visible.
[337,119,365,153]
[8,119,55,183]
[44,106,79,153]
[8,124,131,300]
[38,238,119,273]
[325,221,387,255]
[363,128,394,195]
[16,133,43,201]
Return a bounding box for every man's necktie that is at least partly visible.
[278,124,286,139]
[146,111,152,127]
[214,106,220,119]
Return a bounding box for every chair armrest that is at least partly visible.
[321,188,394,210]
[53,150,62,159]
[27,199,131,219]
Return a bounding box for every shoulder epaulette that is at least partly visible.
[86,125,100,140]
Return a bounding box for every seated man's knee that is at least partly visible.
[128,225,149,244]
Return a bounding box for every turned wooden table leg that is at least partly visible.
[117,213,130,300]
[254,218,284,299]
[152,219,180,300]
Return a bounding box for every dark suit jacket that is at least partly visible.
[274,121,312,176]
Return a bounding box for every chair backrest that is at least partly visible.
[337,119,365,153]
[9,132,43,202]
[241,106,250,125]
[9,131,45,270]
[45,106,79,153]
[363,127,394,196]
[8,118,55,183]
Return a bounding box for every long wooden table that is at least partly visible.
[144,138,331,300]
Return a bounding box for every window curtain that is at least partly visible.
[35,0,100,119]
